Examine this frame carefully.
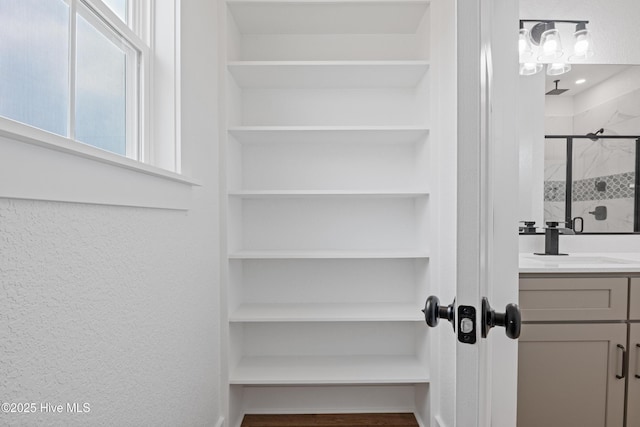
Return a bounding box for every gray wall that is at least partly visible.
[0,1,221,425]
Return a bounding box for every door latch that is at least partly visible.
[457,305,476,344]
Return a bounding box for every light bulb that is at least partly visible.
[574,36,589,55]
[570,23,594,60]
[520,62,543,76]
[543,39,558,55]
[547,63,571,76]
[538,22,563,61]
[519,28,533,59]
[519,38,526,54]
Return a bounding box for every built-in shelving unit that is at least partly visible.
[221,1,436,426]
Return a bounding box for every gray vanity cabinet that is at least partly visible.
[518,276,631,427]
[630,278,640,321]
[629,324,640,427]
[517,323,626,427]
[629,280,640,427]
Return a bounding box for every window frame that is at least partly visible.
[0,0,198,210]
[73,0,147,160]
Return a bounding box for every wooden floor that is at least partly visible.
[241,413,419,427]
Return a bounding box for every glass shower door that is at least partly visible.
[571,137,636,232]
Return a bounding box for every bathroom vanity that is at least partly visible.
[518,254,640,427]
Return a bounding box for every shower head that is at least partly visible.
[586,128,604,141]
[546,79,569,95]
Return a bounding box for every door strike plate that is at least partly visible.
[457,305,476,344]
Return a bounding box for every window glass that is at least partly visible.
[0,0,69,136]
[75,12,136,156]
[102,0,127,23]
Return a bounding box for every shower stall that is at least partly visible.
[543,134,640,233]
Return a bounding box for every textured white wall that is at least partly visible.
[0,1,221,426]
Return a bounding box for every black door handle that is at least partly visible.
[481,297,521,339]
[636,344,640,379]
[422,296,455,330]
[616,344,627,379]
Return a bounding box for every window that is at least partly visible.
[0,0,145,159]
[0,0,191,209]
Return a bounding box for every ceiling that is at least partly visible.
[544,64,632,96]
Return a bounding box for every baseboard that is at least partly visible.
[214,416,224,427]
[413,412,426,427]
[434,415,448,427]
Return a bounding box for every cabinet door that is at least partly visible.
[631,279,640,321]
[628,324,640,427]
[517,323,627,427]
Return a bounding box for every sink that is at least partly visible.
[524,255,637,264]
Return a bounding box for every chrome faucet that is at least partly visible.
[534,221,574,256]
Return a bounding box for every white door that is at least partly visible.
[428,0,520,426]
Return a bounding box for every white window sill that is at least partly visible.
[0,118,201,210]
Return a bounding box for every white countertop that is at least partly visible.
[519,252,640,273]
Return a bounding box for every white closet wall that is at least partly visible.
[219,2,446,426]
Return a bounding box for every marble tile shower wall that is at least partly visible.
[573,198,635,232]
[571,138,636,181]
[544,172,635,203]
[574,86,640,137]
[544,173,635,231]
[543,85,640,232]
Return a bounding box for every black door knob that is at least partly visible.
[422,296,455,329]
[481,297,521,339]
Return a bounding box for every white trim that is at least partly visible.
[456,1,483,426]
[455,2,520,427]
[82,0,147,48]
[0,134,193,210]
[0,117,199,186]
[434,415,448,427]
[214,416,225,427]
[1,0,189,210]
[146,0,180,171]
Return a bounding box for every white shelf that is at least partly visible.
[228,61,429,88]
[228,190,430,198]
[228,251,430,259]
[230,355,429,385]
[228,126,430,144]
[227,1,430,35]
[230,303,424,322]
